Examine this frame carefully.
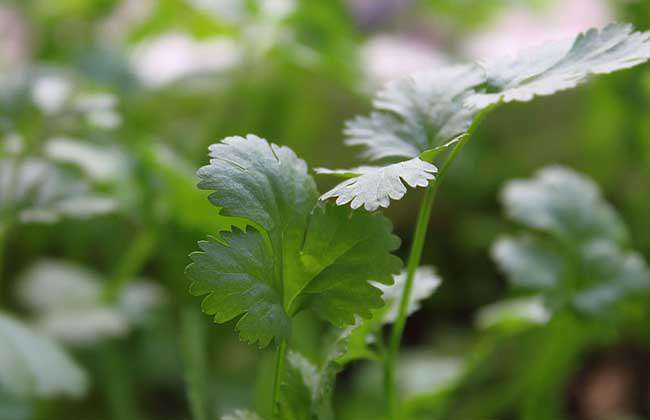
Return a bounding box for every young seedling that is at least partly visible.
[318,23,650,417]
[185,135,402,417]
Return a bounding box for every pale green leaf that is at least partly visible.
[373,266,441,324]
[467,24,650,108]
[281,351,335,420]
[221,410,264,420]
[0,313,88,399]
[338,266,441,364]
[475,296,550,330]
[501,166,627,242]
[344,65,485,161]
[492,235,563,289]
[187,136,402,347]
[573,240,650,314]
[317,158,437,211]
[17,260,163,346]
[0,158,116,224]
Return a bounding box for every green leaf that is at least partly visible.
[475,296,550,331]
[344,65,485,162]
[492,235,563,290]
[373,266,441,324]
[501,166,628,243]
[0,313,88,399]
[317,157,437,211]
[495,166,650,317]
[188,227,289,347]
[280,328,352,420]
[338,266,441,364]
[573,240,650,314]
[221,410,264,420]
[17,259,163,346]
[0,158,116,224]
[281,351,335,420]
[187,135,402,347]
[467,24,650,108]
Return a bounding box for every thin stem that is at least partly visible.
[0,223,8,306]
[272,339,288,418]
[384,108,491,419]
[100,341,141,420]
[102,229,156,302]
[181,305,209,420]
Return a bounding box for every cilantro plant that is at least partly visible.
[317,23,650,417]
[185,135,402,417]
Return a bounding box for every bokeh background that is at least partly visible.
[1,0,650,419]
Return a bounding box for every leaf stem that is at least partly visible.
[384,108,491,418]
[102,229,156,302]
[100,341,141,420]
[181,305,209,420]
[0,222,10,306]
[272,339,288,417]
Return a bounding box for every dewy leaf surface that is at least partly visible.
[317,157,437,211]
[467,24,650,108]
[187,135,401,347]
[501,166,627,243]
[0,313,88,399]
[344,65,485,161]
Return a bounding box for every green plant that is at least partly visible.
[318,23,650,417]
[185,134,402,418]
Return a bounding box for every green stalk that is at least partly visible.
[100,341,141,420]
[0,223,8,305]
[272,339,288,417]
[181,306,209,420]
[103,229,156,302]
[384,108,491,418]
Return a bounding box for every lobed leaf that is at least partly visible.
[0,158,116,224]
[17,259,163,346]
[501,166,628,243]
[495,166,650,317]
[317,157,437,211]
[492,235,563,290]
[344,65,485,162]
[187,135,402,347]
[0,313,88,399]
[467,24,650,108]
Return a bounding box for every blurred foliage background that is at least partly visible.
[1,0,650,419]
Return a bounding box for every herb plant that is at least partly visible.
[316,23,650,417]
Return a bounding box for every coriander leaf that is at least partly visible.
[495,166,650,318]
[0,158,116,224]
[339,266,441,364]
[281,351,335,420]
[317,158,437,211]
[475,296,550,330]
[573,240,650,314]
[345,65,485,161]
[17,259,163,346]
[467,24,650,108]
[187,136,402,347]
[221,410,264,420]
[292,204,401,325]
[501,166,627,243]
[0,313,88,399]
[492,235,563,289]
[373,266,441,323]
[187,227,290,348]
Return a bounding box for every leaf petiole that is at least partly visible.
[272,339,288,418]
[384,106,493,418]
